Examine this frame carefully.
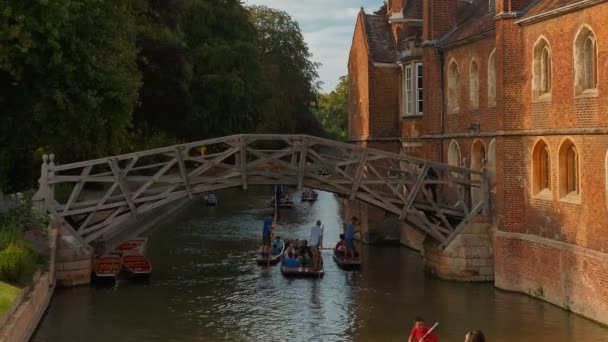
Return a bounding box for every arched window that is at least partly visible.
[533,38,552,98]
[559,139,579,198]
[448,140,462,181]
[448,60,460,112]
[532,140,551,195]
[488,139,496,192]
[471,140,486,204]
[488,50,496,107]
[469,59,479,109]
[574,26,597,94]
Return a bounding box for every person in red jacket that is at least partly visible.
[408,317,438,342]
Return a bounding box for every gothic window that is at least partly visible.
[488,50,496,107]
[532,140,550,195]
[488,139,496,192]
[448,60,460,112]
[448,140,462,180]
[469,59,479,109]
[575,26,598,94]
[559,140,579,198]
[533,39,552,99]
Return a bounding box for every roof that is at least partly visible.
[363,14,399,63]
[438,0,496,48]
[403,0,423,19]
[520,0,589,20]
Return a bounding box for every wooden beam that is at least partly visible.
[440,201,484,248]
[108,158,138,219]
[297,138,308,190]
[349,151,368,200]
[240,137,248,190]
[399,164,428,221]
[175,146,193,199]
[63,165,92,212]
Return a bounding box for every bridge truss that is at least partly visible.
[34,134,489,248]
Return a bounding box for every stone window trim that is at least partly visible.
[574,25,598,97]
[488,49,497,108]
[532,37,552,101]
[469,58,480,110]
[558,138,581,203]
[447,59,460,113]
[403,61,423,117]
[531,139,551,198]
[448,140,462,186]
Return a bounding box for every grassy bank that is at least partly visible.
[0,281,21,316]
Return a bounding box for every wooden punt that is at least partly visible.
[256,240,285,266]
[280,254,324,277]
[300,190,318,202]
[122,254,152,277]
[270,197,294,208]
[93,254,123,280]
[113,238,147,255]
[332,249,361,270]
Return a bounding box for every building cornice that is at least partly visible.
[398,127,608,141]
[371,62,400,68]
[515,0,607,26]
[438,30,496,51]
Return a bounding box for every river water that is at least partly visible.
[33,188,607,341]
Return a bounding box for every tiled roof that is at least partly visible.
[520,0,588,19]
[363,14,399,63]
[404,0,423,19]
[438,0,496,48]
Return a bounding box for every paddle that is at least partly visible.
[420,322,439,341]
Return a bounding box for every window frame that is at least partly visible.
[405,64,413,116]
[415,62,423,115]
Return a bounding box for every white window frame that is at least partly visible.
[415,62,423,115]
[405,65,413,116]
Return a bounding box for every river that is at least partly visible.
[33,187,608,341]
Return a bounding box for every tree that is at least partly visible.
[247,5,323,136]
[314,76,348,141]
[0,0,141,191]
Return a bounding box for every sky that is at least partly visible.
[244,0,384,92]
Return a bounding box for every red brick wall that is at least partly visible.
[369,65,401,138]
[423,0,458,41]
[348,13,370,139]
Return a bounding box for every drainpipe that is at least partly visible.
[438,48,445,164]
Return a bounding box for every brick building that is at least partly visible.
[348,0,608,325]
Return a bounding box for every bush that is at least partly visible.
[0,223,21,251]
[0,244,37,283]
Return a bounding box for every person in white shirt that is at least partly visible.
[309,220,324,270]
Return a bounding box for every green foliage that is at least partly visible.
[0,196,48,232]
[248,5,323,135]
[0,243,37,283]
[0,281,21,316]
[0,0,141,191]
[314,76,349,140]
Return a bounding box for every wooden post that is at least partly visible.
[297,137,308,190]
[175,146,193,199]
[481,159,490,218]
[32,154,50,213]
[240,137,248,190]
[108,158,138,219]
[350,150,368,200]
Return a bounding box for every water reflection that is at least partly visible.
[33,187,607,342]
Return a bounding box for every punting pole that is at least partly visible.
[420,322,439,340]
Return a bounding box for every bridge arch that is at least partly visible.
[34,135,488,248]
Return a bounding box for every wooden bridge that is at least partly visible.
[33,134,489,248]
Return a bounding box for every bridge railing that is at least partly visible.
[34,134,488,247]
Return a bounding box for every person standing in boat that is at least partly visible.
[345,216,359,259]
[261,213,274,258]
[309,220,324,270]
[408,317,438,342]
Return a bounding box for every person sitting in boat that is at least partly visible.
[299,240,309,256]
[284,253,300,267]
[271,236,284,255]
[335,234,346,256]
[285,242,296,257]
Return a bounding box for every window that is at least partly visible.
[448,60,460,112]
[405,65,412,115]
[533,38,552,99]
[559,139,579,198]
[488,50,496,107]
[469,60,479,109]
[574,26,597,94]
[403,62,423,116]
[488,139,496,192]
[532,140,550,195]
[448,140,462,180]
[416,62,423,114]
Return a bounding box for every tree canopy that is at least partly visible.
[314,76,348,141]
[0,0,324,192]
